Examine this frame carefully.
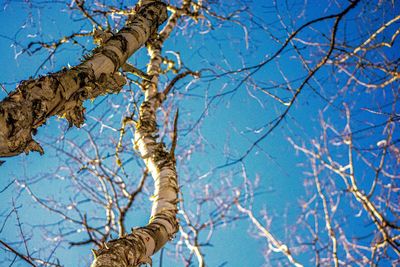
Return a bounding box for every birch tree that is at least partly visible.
[0,0,188,266]
[0,0,399,266]
[0,0,168,157]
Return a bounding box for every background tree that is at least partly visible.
[0,0,399,266]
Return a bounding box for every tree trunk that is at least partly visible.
[0,0,167,157]
[90,88,179,266]
[91,32,179,267]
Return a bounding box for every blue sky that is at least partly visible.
[0,0,399,266]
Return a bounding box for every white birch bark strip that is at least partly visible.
[90,10,182,267]
[0,0,167,157]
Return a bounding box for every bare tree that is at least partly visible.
[0,0,399,266]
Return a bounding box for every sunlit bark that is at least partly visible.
[0,0,167,157]
[90,6,181,266]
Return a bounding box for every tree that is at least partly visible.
[0,0,399,266]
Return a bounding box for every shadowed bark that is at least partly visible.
[0,0,167,157]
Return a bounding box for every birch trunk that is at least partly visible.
[0,0,167,157]
[90,82,179,266]
[90,7,183,265]
[91,42,177,267]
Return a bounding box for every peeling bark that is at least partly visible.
[91,11,181,266]
[90,139,178,266]
[91,47,178,267]
[0,0,168,157]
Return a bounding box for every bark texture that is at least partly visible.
[91,8,182,266]
[90,91,179,266]
[0,0,167,157]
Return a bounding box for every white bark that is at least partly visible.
[0,0,167,157]
[91,7,182,267]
